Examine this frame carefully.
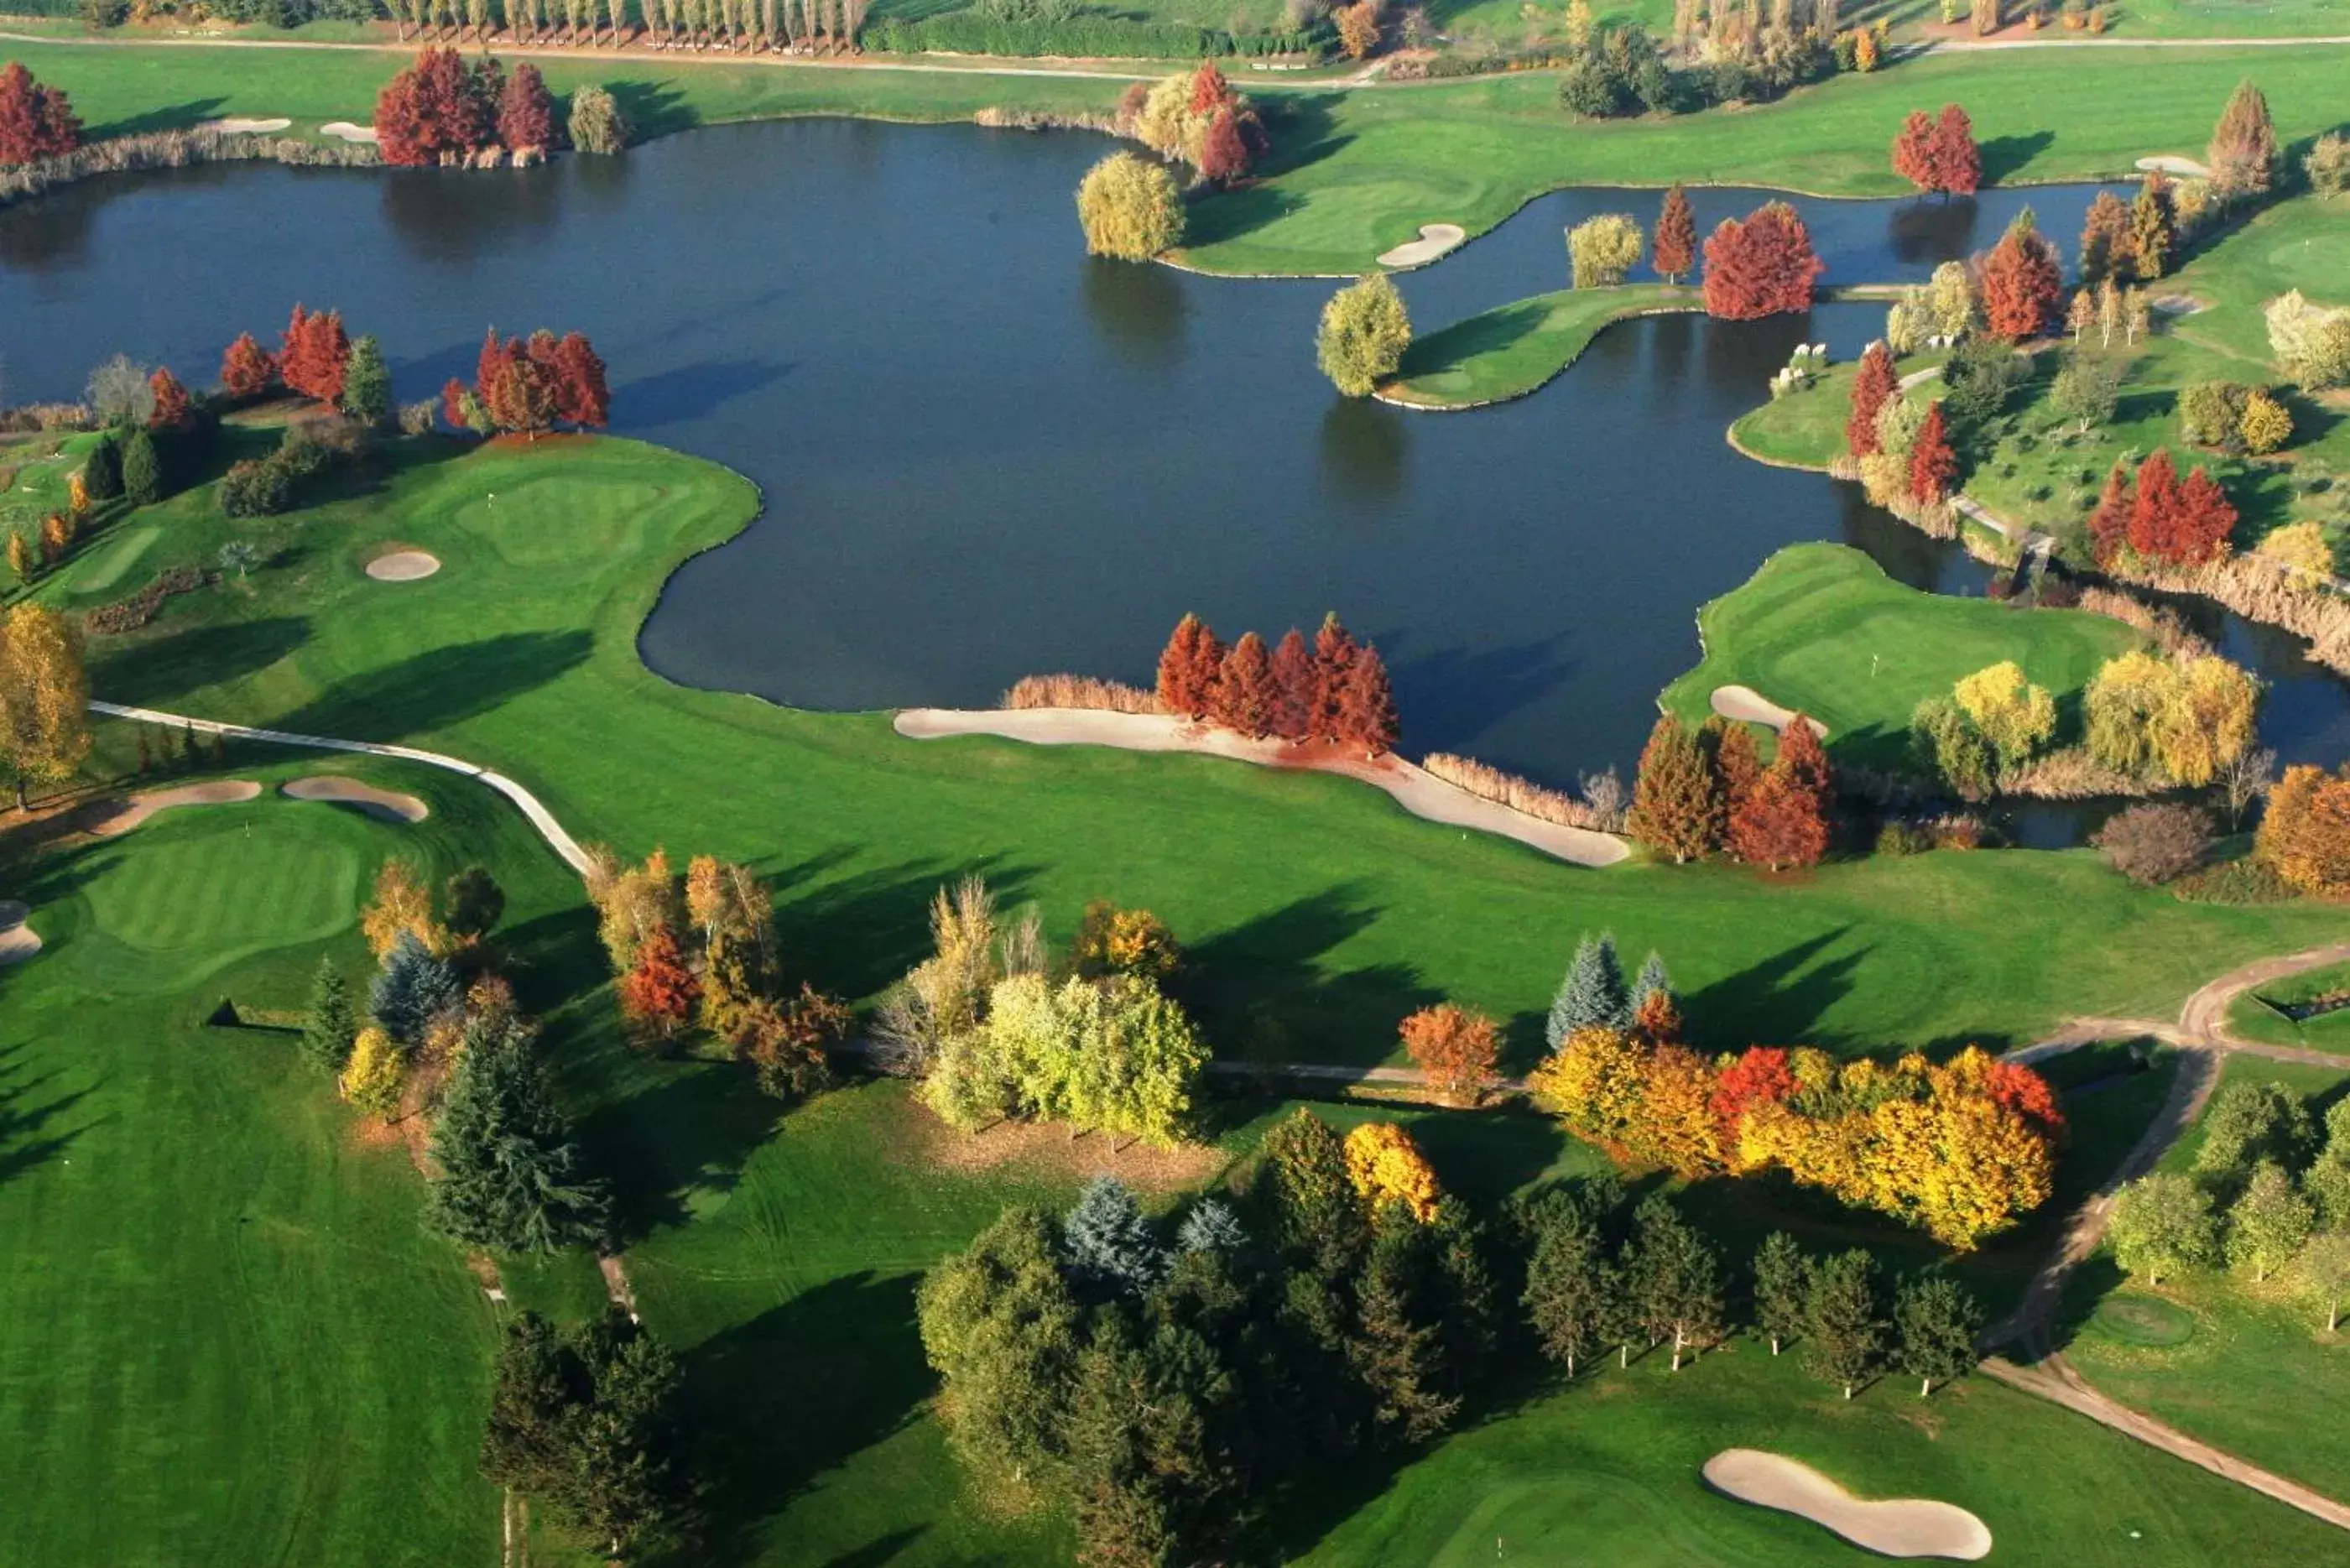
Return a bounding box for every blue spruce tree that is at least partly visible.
[1063,1176,1170,1297]
[1545,932,1631,1048]
[1633,951,1675,1013]
[1176,1197,1248,1258]
[370,930,464,1044]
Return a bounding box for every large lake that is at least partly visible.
[1,122,2342,784]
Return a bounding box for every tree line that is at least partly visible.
[376,48,560,166]
[1157,611,1399,758]
[1625,710,1834,868]
[920,1112,1987,1565]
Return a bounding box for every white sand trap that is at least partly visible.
[320,121,379,144]
[282,775,429,824]
[1704,1450,1992,1560]
[0,900,40,966]
[894,706,1628,867]
[365,550,440,582]
[204,117,292,134]
[1712,685,1830,737]
[2135,154,2210,178]
[80,779,263,837]
[1377,222,1467,268]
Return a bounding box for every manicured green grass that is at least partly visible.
[1728,367,1859,469]
[1291,1332,2350,1565]
[70,435,2350,1078]
[0,758,598,1568]
[1657,542,2144,770]
[1180,49,2350,273]
[2226,957,2350,1050]
[1382,283,1696,408]
[2084,0,2350,34]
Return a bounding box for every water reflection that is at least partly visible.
[1081,258,1187,369]
[1317,398,1409,506]
[378,164,564,261]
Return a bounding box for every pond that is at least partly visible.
[0,121,2341,789]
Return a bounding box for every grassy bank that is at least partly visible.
[1658,543,2144,771]
[2226,957,2350,1050]
[1381,283,1696,409]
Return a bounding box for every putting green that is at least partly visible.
[449,471,660,568]
[1421,1472,1750,1565]
[71,812,362,991]
[2091,1293,2197,1349]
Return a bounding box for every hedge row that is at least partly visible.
[862,13,1323,57]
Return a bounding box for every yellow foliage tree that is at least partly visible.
[0,602,92,811]
[2149,654,2259,787]
[1528,1026,1652,1152]
[339,1026,406,1122]
[2258,520,2335,586]
[359,858,446,961]
[1952,660,2055,772]
[2257,763,2350,896]
[582,845,678,974]
[2084,649,2170,776]
[1075,150,1185,262]
[1342,1121,1441,1222]
[1642,1044,1726,1176]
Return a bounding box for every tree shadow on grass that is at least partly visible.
[1683,926,1865,1051]
[1185,884,1441,1069]
[88,617,312,710]
[86,98,231,138]
[1979,131,2056,187]
[270,629,592,740]
[675,1271,937,1568]
[770,852,1041,1003]
[603,81,696,141]
[1393,299,1549,383]
[0,1043,96,1190]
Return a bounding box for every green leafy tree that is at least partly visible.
[566,83,629,154]
[1623,1193,1722,1370]
[2224,1160,2314,1281]
[120,427,161,506]
[445,864,506,941]
[1075,150,1185,262]
[1546,931,1632,1047]
[1567,213,1644,289]
[2295,1232,2350,1333]
[300,956,358,1076]
[1316,274,1412,398]
[915,1206,1085,1504]
[1524,1194,1612,1376]
[1804,1248,1885,1399]
[1751,1231,1809,1356]
[424,1018,610,1254]
[340,334,393,427]
[1893,1272,1982,1397]
[2195,1081,2316,1180]
[2108,1171,2218,1284]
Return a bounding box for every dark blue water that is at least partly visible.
[0,122,2336,787]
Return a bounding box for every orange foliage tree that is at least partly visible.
[618,929,701,1045]
[1399,1003,1500,1105]
[2257,764,2350,895]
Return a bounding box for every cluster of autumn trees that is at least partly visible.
[1701,201,1824,320]
[583,847,851,1097]
[2087,449,2239,568]
[1626,710,1835,869]
[880,877,1209,1148]
[0,61,78,168]
[1528,935,2060,1248]
[1124,60,1269,185]
[2110,1081,2350,1333]
[376,49,560,166]
[1846,341,1961,510]
[2256,763,2350,897]
[443,328,612,437]
[1156,611,1399,758]
[1890,102,1979,198]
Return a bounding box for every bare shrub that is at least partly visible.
[2076,585,2214,659]
[2093,802,2213,886]
[1927,813,1986,851]
[2118,556,2350,676]
[1421,752,1615,831]
[0,129,379,211]
[1000,674,1164,713]
[1999,745,2158,800]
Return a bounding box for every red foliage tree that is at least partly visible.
[1775,714,1834,809]
[1200,109,1250,184]
[476,329,555,436]
[2170,465,2238,565]
[1190,60,1234,114]
[1708,718,1762,816]
[1634,985,1683,1045]
[146,367,193,431]
[2087,461,2134,565]
[1313,612,1359,742]
[1909,400,1957,503]
[1930,103,1980,196]
[1891,110,1937,195]
[1846,341,1898,458]
[0,61,80,167]
[1399,1003,1500,1106]
[1213,631,1279,737]
[1652,184,1696,284]
[498,60,555,153]
[1156,614,1223,720]
[618,928,701,1043]
[1985,1060,2065,1136]
[2077,191,2135,289]
[2127,449,2182,560]
[1269,628,1316,742]
[1335,641,1399,757]
[1978,213,2064,342]
[220,331,279,399]
[375,48,497,167]
[440,377,473,430]
[1709,1045,1795,1148]
[1701,202,1824,320]
[548,332,611,428]
[279,305,352,405]
[1727,761,1828,870]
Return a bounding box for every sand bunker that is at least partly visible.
[80,779,263,837]
[1711,685,1830,737]
[2135,154,2210,178]
[894,707,1627,868]
[204,117,293,134]
[1377,222,1467,268]
[320,121,379,144]
[0,900,39,966]
[1704,1450,1992,1560]
[365,550,440,582]
[282,776,430,824]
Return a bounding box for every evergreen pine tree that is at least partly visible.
[1064,1176,1171,1298]
[81,433,122,502]
[1750,1231,1810,1356]
[424,1020,610,1253]
[341,335,393,427]
[1337,642,1400,758]
[1352,1211,1462,1443]
[1312,612,1359,742]
[369,929,463,1044]
[300,956,358,1075]
[1893,1271,1983,1397]
[1546,932,1632,1048]
[120,428,162,506]
[1176,1196,1248,1257]
[1269,628,1316,742]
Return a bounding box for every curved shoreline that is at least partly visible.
[894,706,1630,867]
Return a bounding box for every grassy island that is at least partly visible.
[1380,284,1696,409]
